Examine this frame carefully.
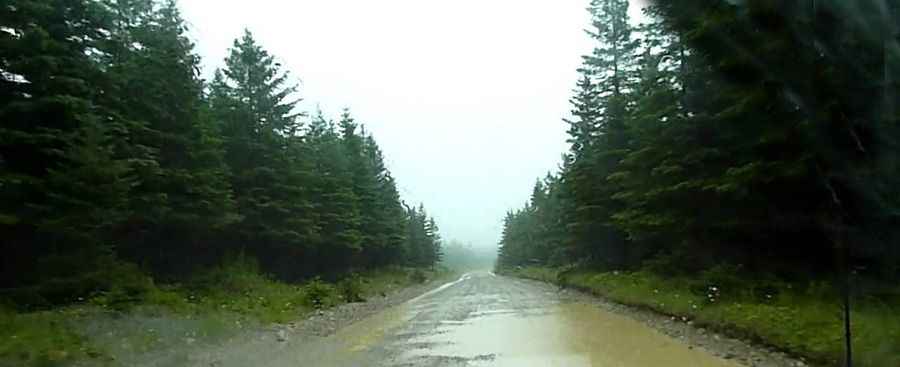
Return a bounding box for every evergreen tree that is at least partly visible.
[363,135,408,267]
[102,0,237,275]
[0,0,134,299]
[424,216,443,268]
[209,30,316,279]
[560,0,639,267]
[339,109,380,267]
[501,0,900,283]
[307,110,362,273]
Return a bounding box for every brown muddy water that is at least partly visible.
[328,272,743,367]
[79,272,752,367]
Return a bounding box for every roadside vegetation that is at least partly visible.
[3,0,445,315]
[0,256,449,367]
[496,1,899,366]
[2,1,449,365]
[505,266,899,367]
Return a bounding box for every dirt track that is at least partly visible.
[112,271,803,367]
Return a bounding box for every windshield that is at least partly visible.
[1,1,897,366]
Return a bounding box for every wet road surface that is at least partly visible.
[327,271,742,367]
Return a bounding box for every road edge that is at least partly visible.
[508,275,810,367]
[283,271,460,338]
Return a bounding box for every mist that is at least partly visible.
[176,0,603,249]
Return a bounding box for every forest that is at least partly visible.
[498,0,899,289]
[3,0,900,365]
[0,0,444,310]
[496,1,900,365]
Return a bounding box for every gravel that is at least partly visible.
[288,278,449,338]
[533,278,811,367]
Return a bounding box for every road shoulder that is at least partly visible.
[510,276,809,367]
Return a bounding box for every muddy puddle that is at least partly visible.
[400,302,743,367]
[327,273,744,367]
[332,274,475,353]
[333,301,413,352]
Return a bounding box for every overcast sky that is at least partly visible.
[178,0,643,249]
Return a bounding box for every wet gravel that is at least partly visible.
[353,272,809,367]
[536,278,810,367]
[83,272,811,367]
[335,271,758,367]
[292,279,444,337]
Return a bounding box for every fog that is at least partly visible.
[178,0,610,248]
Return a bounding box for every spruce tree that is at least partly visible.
[363,135,408,267]
[0,0,134,299]
[307,110,362,272]
[339,109,380,267]
[209,30,315,279]
[102,0,237,275]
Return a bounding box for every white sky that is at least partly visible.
[178,0,643,248]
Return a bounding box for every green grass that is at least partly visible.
[0,307,104,366]
[507,266,900,367]
[0,263,450,367]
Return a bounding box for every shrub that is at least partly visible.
[0,309,92,365]
[409,269,428,284]
[87,262,157,311]
[691,264,745,303]
[337,274,365,303]
[188,253,264,293]
[642,249,690,276]
[303,278,336,309]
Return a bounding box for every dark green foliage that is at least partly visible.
[0,0,441,309]
[305,110,363,272]
[404,204,443,268]
[498,0,900,289]
[302,278,336,309]
[102,0,237,277]
[337,273,365,303]
[409,269,428,284]
[209,29,321,280]
[0,0,136,296]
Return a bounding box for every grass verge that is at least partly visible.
[0,261,451,367]
[506,266,899,367]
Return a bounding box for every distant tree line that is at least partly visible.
[0,0,442,307]
[441,240,496,271]
[498,0,900,285]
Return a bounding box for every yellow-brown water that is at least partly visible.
[330,280,742,365]
[325,273,747,366]
[398,302,741,367]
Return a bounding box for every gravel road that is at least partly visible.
[131,271,804,367]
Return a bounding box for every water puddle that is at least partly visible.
[408,273,473,303]
[333,273,471,352]
[469,309,516,318]
[406,302,743,367]
[333,303,412,352]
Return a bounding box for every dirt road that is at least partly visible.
[134,271,812,367]
[237,271,749,367]
[66,270,804,367]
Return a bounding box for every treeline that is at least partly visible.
[0,0,442,307]
[498,0,900,284]
[441,240,497,271]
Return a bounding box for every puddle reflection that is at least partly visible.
[405,302,742,367]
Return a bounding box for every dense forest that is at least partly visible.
[497,0,900,286]
[0,0,443,309]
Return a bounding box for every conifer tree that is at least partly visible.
[103,0,237,275]
[307,111,362,272]
[0,0,134,297]
[209,30,316,278]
